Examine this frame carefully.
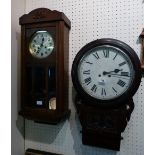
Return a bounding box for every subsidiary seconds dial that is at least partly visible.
[29,31,54,59]
[71,39,142,106]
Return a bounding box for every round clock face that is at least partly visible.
[77,45,134,100]
[71,39,142,106]
[29,31,54,59]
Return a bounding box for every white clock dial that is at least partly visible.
[77,45,135,100]
[29,31,54,59]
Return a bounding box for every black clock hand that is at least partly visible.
[109,73,131,77]
[40,37,45,47]
[108,73,131,80]
[103,69,123,75]
[114,69,123,73]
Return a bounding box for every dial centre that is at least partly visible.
[98,79,105,86]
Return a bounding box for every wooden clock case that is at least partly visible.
[19,8,71,124]
[71,39,142,150]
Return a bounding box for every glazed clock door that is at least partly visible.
[23,26,56,110]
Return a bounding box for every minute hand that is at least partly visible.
[109,74,131,80]
[110,73,131,77]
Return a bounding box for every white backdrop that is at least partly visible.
[24,0,144,155]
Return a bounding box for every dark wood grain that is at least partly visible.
[19,8,71,124]
[74,96,134,150]
[71,38,141,150]
[19,8,71,28]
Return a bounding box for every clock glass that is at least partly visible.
[29,31,54,59]
[77,45,135,100]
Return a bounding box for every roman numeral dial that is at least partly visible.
[83,70,90,75]
[76,44,134,101]
[84,77,91,85]
[119,61,126,66]
[92,52,100,59]
[103,49,109,58]
[121,72,129,76]
[117,79,126,87]
[91,84,97,92]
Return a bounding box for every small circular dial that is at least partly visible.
[77,45,134,100]
[29,31,54,59]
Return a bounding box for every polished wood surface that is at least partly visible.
[74,95,134,150]
[19,8,71,124]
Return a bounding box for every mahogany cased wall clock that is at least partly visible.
[19,8,71,124]
[71,38,142,150]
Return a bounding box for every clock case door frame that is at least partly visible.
[22,23,57,110]
[19,8,71,124]
[71,38,142,108]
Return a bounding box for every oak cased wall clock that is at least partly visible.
[19,8,71,124]
[71,38,142,150]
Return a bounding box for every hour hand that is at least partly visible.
[40,37,45,47]
[103,69,122,75]
[114,69,123,73]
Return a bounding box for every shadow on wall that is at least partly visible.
[70,86,117,155]
[16,116,25,138]
[15,31,25,139]
[25,120,66,144]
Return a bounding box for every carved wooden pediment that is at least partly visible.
[19,8,71,28]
